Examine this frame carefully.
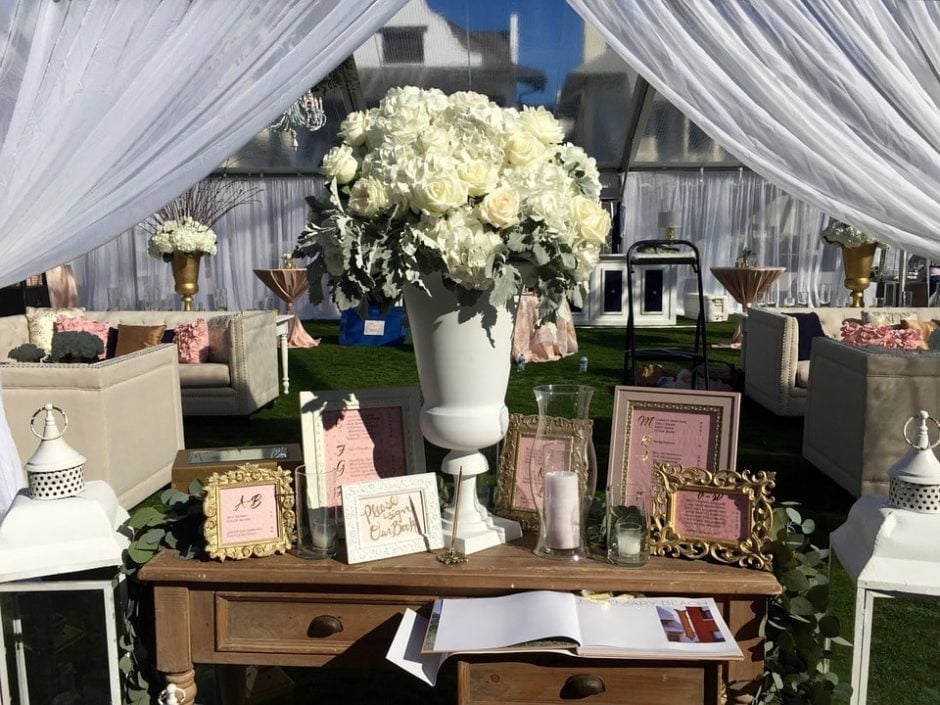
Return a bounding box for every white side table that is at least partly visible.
[275,314,292,394]
[829,494,940,705]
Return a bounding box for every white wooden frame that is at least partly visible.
[341,472,444,564]
[299,386,425,506]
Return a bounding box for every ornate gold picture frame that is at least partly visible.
[494,413,594,531]
[649,463,776,571]
[203,463,296,561]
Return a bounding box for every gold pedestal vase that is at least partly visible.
[171,251,203,311]
[840,242,877,308]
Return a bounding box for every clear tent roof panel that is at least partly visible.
[219,0,742,174]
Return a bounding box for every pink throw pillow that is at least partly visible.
[54,315,111,359]
[840,321,923,350]
[175,318,209,363]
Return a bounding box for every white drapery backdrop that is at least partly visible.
[0,0,409,517]
[75,169,841,317]
[569,0,940,259]
[622,169,836,306]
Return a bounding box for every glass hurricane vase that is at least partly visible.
[530,384,597,561]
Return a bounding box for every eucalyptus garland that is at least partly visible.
[120,482,206,704]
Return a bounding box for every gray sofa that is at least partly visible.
[802,337,940,497]
[743,306,940,416]
[0,309,279,416]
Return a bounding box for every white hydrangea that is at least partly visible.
[148,217,217,260]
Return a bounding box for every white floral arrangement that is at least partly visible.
[297,86,610,322]
[147,216,218,261]
[142,179,261,262]
[820,220,879,248]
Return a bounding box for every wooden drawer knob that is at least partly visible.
[307,615,344,637]
[561,674,607,699]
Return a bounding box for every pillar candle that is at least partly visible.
[544,470,580,549]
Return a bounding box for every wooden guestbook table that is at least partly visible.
[139,535,780,705]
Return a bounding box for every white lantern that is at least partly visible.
[24,404,86,500]
[829,410,940,705]
[886,410,940,512]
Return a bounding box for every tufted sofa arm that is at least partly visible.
[743,307,804,416]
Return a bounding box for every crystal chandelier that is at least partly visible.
[269,90,327,149]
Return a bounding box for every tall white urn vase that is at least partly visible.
[403,273,523,554]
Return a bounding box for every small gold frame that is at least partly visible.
[203,463,296,561]
[649,463,776,571]
[494,413,594,531]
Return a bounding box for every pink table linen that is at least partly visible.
[253,268,319,348]
[710,266,786,348]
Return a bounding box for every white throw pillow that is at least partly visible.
[25,306,84,354]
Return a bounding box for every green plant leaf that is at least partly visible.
[818,615,842,638]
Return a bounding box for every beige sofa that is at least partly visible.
[0,310,279,416]
[801,337,940,497]
[743,306,940,416]
[0,343,184,508]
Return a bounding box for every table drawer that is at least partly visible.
[458,656,717,705]
[215,592,428,655]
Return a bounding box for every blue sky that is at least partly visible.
[426,0,584,107]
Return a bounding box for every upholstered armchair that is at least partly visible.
[0,344,184,508]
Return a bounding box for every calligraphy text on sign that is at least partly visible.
[673,489,748,543]
[323,407,408,498]
[218,484,279,544]
[357,490,425,544]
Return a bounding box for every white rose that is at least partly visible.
[570,195,611,248]
[411,173,468,215]
[347,177,390,218]
[478,188,521,229]
[339,111,370,147]
[519,105,564,145]
[322,144,358,184]
[505,130,547,166]
[457,160,499,197]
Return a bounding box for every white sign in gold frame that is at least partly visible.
[341,472,444,564]
[299,387,425,507]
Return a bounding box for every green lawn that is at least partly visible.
[175,318,939,705]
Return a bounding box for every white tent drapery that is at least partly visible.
[0,0,409,517]
[569,0,940,259]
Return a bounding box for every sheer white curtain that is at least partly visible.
[0,0,408,516]
[0,0,408,289]
[568,0,940,258]
[622,169,835,311]
[72,176,338,320]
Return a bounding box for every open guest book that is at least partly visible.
[420,590,743,660]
